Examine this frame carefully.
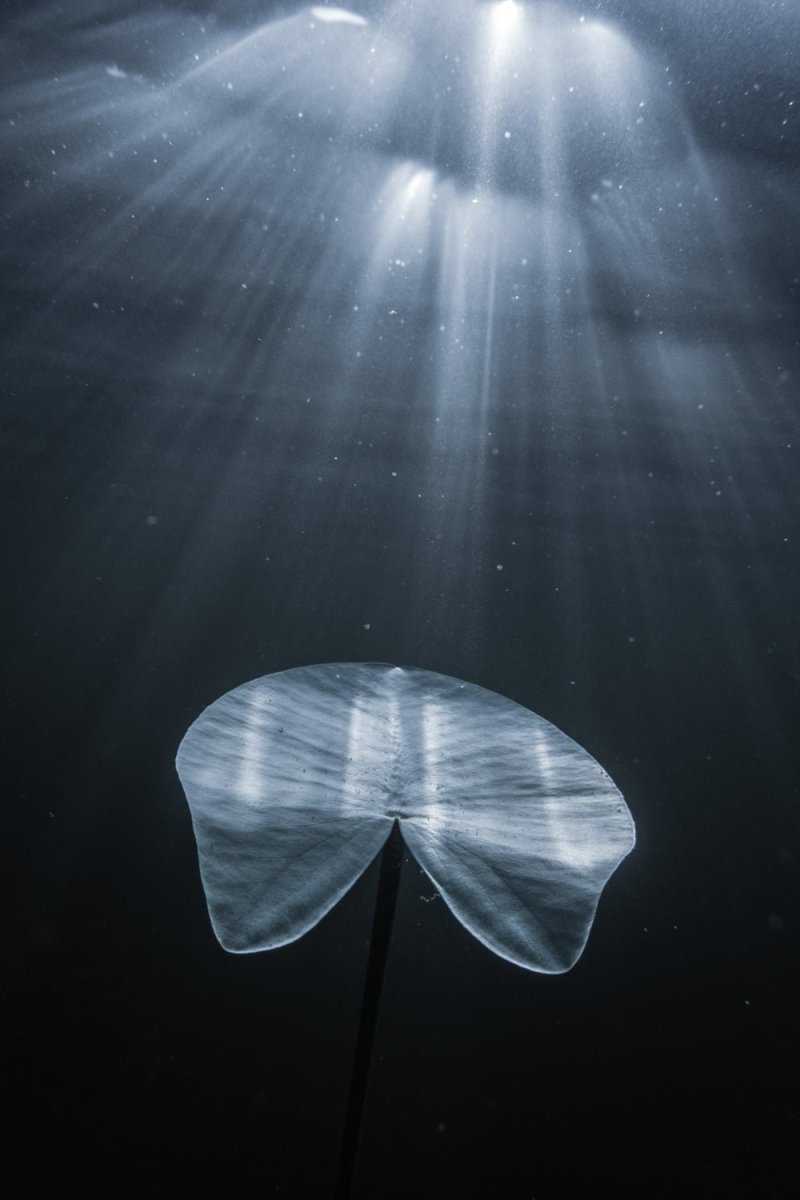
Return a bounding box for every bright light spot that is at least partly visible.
[579,19,633,78]
[487,0,523,67]
[310,6,368,26]
[404,167,435,205]
[493,0,521,32]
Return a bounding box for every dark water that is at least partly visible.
[2,1,798,1196]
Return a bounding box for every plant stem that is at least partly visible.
[334,820,404,1199]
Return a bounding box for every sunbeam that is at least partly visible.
[2,0,798,722]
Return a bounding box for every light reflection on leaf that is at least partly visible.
[176,662,635,973]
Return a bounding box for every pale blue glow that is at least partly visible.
[310,7,369,27]
[489,1,522,50]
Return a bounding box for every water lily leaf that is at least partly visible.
[176,663,634,972]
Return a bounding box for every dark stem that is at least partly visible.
[334,820,404,1199]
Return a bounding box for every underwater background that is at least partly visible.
[3,1,798,1196]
